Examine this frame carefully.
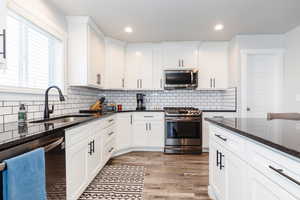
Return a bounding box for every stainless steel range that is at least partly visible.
[164,107,202,154]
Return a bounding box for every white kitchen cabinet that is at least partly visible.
[67,16,105,89]
[152,44,164,90]
[198,42,228,90]
[66,138,89,200]
[132,112,164,148]
[116,113,133,151]
[104,38,126,90]
[0,0,6,66]
[162,42,200,68]
[247,167,297,200]
[125,43,153,90]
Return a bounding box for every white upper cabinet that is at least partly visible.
[67,16,105,89]
[125,43,153,90]
[198,42,229,90]
[104,38,126,90]
[162,41,200,68]
[0,0,6,66]
[152,44,164,90]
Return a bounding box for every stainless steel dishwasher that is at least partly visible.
[0,132,66,200]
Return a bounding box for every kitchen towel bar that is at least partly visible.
[0,137,64,172]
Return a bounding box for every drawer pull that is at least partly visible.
[269,165,300,186]
[108,147,114,153]
[144,116,154,118]
[215,134,227,142]
[108,119,114,123]
[108,131,114,136]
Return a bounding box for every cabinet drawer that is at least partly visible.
[102,137,116,164]
[133,112,164,121]
[65,123,91,147]
[102,125,116,143]
[248,142,300,197]
[209,125,246,158]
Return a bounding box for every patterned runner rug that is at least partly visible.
[79,165,145,200]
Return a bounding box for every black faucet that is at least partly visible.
[44,86,65,119]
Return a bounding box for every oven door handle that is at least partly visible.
[165,119,201,122]
[44,137,64,152]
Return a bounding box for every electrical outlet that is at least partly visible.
[296,95,300,102]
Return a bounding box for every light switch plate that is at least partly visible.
[297,95,300,102]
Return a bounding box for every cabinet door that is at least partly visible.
[247,167,297,200]
[66,139,89,200]
[198,42,228,89]
[139,45,153,90]
[0,0,6,66]
[147,121,164,148]
[116,114,132,151]
[133,121,147,147]
[105,38,125,89]
[162,43,181,68]
[180,42,199,67]
[209,141,226,200]
[152,44,164,90]
[87,132,102,180]
[88,25,105,88]
[125,45,142,90]
[225,150,248,200]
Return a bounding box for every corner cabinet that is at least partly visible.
[104,38,126,90]
[67,16,105,89]
[0,0,6,67]
[198,42,229,90]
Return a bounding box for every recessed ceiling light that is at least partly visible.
[124,26,133,33]
[214,24,224,31]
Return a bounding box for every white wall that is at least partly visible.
[283,26,300,112]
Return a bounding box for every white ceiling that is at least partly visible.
[50,0,300,42]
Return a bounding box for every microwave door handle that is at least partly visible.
[191,71,193,84]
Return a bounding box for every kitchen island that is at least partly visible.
[206,117,300,200]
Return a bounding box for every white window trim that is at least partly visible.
[0,0,68,95]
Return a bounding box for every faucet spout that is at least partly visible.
[44,86,65,119]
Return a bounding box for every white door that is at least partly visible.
[88,25,105,88]
[242,52,283,118]
[0,0,6,66]
[66,139,89,200]
[147,121,164,148]
[116,113,132,151]
[225,151,248,200]
[133,121,147,147]
[247,167,297,200]
[105,38,125,89]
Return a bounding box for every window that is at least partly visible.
[0,11,64,91]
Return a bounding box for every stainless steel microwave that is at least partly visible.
[164,69,198,89]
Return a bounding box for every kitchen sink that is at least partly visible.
[29,114,94,124]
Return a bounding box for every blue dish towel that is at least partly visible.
[3,148,47,200]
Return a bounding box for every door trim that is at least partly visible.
[240,49,285,118]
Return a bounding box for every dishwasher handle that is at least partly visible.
[44,137,64,152]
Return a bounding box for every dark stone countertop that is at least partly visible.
[0,113,115,151]
[205,117,300,160]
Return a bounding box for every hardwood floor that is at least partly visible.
[110,152,211,200]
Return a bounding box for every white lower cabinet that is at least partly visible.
[208,123,300,200]
[116,113,133,151]
[66,138,89,200]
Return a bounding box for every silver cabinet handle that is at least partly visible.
[122,78,125,88]
[269,166,300,186]
[108,147,114,153]
[149,123,151,131]
[0,29,6,59]
[146,123,148,131]
[182,59,184,67]
[213,78,216,88]
[210,78,212,88]
[137,79,139,88]
[108,119,114,123]
[130,115,133,124]
[108,131,114,136]
[179,60,181,67]
[140,79,142,88]
[215,134,227,142]
[97,74,101,85]
[144,116,154,118]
